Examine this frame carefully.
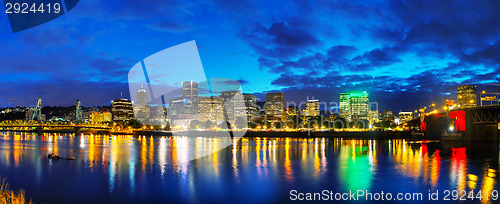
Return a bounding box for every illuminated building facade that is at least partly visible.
[91,111,112,123]
[220,90,241,121]
[339,93,351,120]
[350,92,369,122]
[134,86,151,121]
[286,106,301,117]
[197,97,224,122]
[168,81,200,119]
[169,97,197,118]
[265,92,285,119]
[383,110,395,122]
[457,85,477,108]
[111,98,134,122]
[150,105,166,120]
[136,85,148,105]
[369,110,379,125]
[398,112,413,125]
[340,92,369,122]
[182,81,198,102]
[240,94,258,121]
[445,99,457,110]
[305,99,320,117]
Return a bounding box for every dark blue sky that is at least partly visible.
[1,0,500,112]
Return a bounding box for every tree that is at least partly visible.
[380,120,395,129]
[333,117,347,129]
[204,120,215,129]
[127,119,142,129]
[234,117,247,129]
[190,120,202,129]
[354,119,370,129]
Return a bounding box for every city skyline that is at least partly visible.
[4,82,498,113]
[2,0,500,112]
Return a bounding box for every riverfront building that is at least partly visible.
[91,111,112,123]
[265,92,285,119]
[241,94,258,121]
[339,92,369,122]
[398,112,413,125]
[339,93,351,120]
[220,90,241,121]
[134,86,151,121]
[111,98,134,122]
[182,81,199,102]
[305,99,320,117]
[197,97,224,122]
[457,85,477,108]
[169,81,200,119]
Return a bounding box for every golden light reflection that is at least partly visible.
[392,140,441,187]
[284,138,293,181]
[430,150,441,187]
[481,168,496,204]
[232,138,239,179]
[3,132,500,201]
[450,148,467,191]
[88,135,96,170]
[141,136,147,171]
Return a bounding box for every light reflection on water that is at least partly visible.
[0,132,499,203]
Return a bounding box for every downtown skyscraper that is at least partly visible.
[457,85,477,109]
[339,92,369,122]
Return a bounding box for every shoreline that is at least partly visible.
[1,129,438,140]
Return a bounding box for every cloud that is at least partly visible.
[241,22,321,60]
[148,21,193,32]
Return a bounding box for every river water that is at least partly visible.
[0,131,498,203]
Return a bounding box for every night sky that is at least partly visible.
[1,0,500,112]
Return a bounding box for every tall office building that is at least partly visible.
[91,111,112,123]
[182,81,198,101]
[305,99,320,117]
[169,97,197,117]
[368,110,380,125]
[136,85,148,105]
[197,97,224,122]
[384,110,393,117]
[220,90,241,121]
[339,92,369,122]
[168,81,199,119]
[398,112,413,125]
[265,92,285,119]
[339,93,351,120]
[457,85,477,108]
[134,86,151,120]
[240,94,258,121]
[112,98,135,122]
[383,110,395,122]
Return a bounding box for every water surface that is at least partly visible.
[0,132,498,203]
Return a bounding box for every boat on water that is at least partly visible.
[442,131,463,141]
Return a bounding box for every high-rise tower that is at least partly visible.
[75,100,83,123]
[32,97,42,121]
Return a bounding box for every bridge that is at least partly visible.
[469,105,500,124]
[0,123,112,134]
[450,105,500,139]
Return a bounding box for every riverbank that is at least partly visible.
[2,129,435,139]
[133,130,434,140]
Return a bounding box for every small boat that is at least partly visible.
[442,131,463,141]
[48,153,75,160]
